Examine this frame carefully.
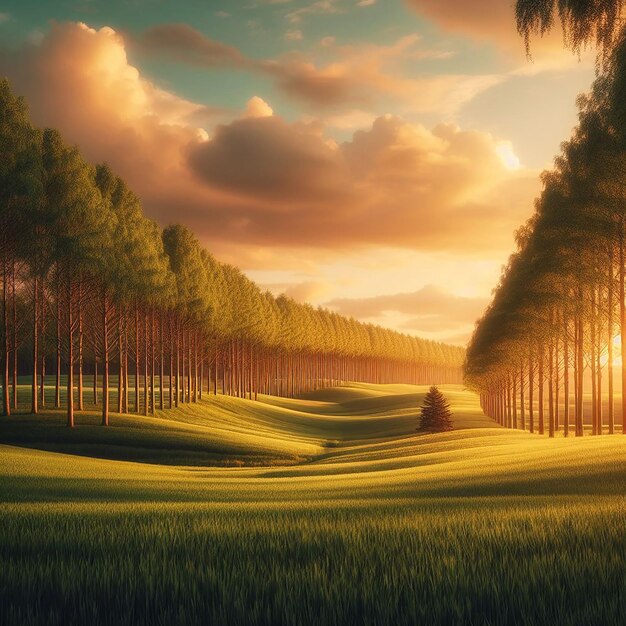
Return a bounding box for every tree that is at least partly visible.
[418,386,453,433]
[0,79,40,416]
[516,0,625,59]
[42,129,111,427]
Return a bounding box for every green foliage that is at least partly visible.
[0,79,41,231]
[418,386,453,433]
[162,224,209,319]
[42,129,113,276]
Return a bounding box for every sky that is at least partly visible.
[0,0,596,345]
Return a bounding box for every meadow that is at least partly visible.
[2,383,626,625]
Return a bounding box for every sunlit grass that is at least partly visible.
[2,383,626,624]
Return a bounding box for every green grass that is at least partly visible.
[2,383,626,624]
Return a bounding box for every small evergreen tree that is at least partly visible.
[418,386,453,433]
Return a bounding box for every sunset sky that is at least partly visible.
[0,0,596,344]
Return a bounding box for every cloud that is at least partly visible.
[321,109,376,130]
[0,21,539,263]
[285,29,303,41]
[266,35,501,111]
[244,96,274,118]
[286,1,344,24]
[327,285,488,325]
[284,280,333,303]
[136,23,251,68]
[406,0,515,46]
[326,285,488,344]
[434,329,475,346]
[262,57,363,107]
[189,113,539,251]
[189,115,352,203]
[131,24,496,113]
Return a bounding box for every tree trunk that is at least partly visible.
[181,326,186,404]
[67,278,74,427]
[1,260,10,416]
[144,310,149,416]
[187,329,192,403]
[93,359,98,405]
[11,261,17,410]
[40,354,45,408]
[117,314,123,414]
[150,309,155,414]
[55,281,61,409]
[596,284,603,435]
[169,317,173,409]
[576,309,584,437]
[213,348,218,396]
[31,276,38,414]
[512,375,517,429]
[563,314,569,438]
[159,312,164,410]
[123,314,129,413]
[554,329,560,432]
[102,288,109,426]
[609,246,615,434]
[175,320,180,408]
[548,335,555,438]
[78,278,83,411]
[591,305,597,436]
[134,304,140,413]
[519,361,526,430]
[621,217,626,434]
[538,345,544,435]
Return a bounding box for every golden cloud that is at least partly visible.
[0,21,539,261]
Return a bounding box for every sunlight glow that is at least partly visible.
[600,339,622,368]
[496,141,521,170]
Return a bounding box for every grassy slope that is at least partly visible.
[2,383,626,625]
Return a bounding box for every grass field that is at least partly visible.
[2,383,626,624]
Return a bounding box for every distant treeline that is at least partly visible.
[465,33,626,436]
[0,79,464,426]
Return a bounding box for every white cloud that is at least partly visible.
[285,29,303,41]
[286,0,343,24]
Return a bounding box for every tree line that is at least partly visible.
[0,79,464,426]
[466,3,626,436]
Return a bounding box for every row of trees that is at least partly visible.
[466,3,626,435]
[0,79,465,426]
